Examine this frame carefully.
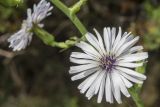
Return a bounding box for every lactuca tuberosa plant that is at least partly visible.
[69,27,148,103]
[5,0,148,106]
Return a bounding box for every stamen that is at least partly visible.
[100,56,116,72]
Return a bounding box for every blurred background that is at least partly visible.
[0,0,160,107]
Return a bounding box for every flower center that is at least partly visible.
[100,56,116,71]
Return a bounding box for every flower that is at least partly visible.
[8,0,53,51]
[32,0,53,25]
[8,10,33,51]
[69,27,148,104]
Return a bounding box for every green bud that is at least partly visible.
[0,0,23,7]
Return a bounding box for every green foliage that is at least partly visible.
[0,6,13,32]
[0,0,23,7]
[128,65,146,107]
[64,97,78,107]
[129,85,144,107]
[143,2,160,50]
[0,1,25,33]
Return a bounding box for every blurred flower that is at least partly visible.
[32,0,53,25]
[8,9,33,51]
[8,0,53,51]
[69,27,148,104]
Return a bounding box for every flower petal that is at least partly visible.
[103,27,111,53]
[129,46,143,53]
[114,71,130,98]
[97,72,106,103]
[111,27,122,54]
[119,72,143,84]
[118,46,144,58]
[69,63,99,74]
[116,36,139,57]
[80,71,101,93]
[93,28,106,54]
[116,67,146,80]
[111,27,116,46]
[117,52,148,62]
[71,52,96,60]
[111,71,122,104]
[70,57,98,64]
[71,67,99,81]
[115,62,143,68]
[113,32,131,54]
[105,72,113,103]
[119,74,133,88]
[85,70,104,99]
[94,71,106,95]
[76,41,102,58]
[85,33,105,56]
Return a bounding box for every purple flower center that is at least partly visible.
[100,56,116,71]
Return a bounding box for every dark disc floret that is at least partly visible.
[100,55,116,71]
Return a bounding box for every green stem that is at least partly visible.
[32,25,56,46]
[50,0,87,36]
[128,65,146,107]
[69,0,87,14]
[33,25,76,49]
[129,86,144,107]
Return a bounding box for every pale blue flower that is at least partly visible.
[69,27,148,104]
[8,0,53,51]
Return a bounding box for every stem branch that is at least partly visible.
[50,0,87,36]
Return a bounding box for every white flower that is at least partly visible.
[8,0,53,51]
[69,27,148,104]
[8,11,33,51]
[32,0,53,24]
